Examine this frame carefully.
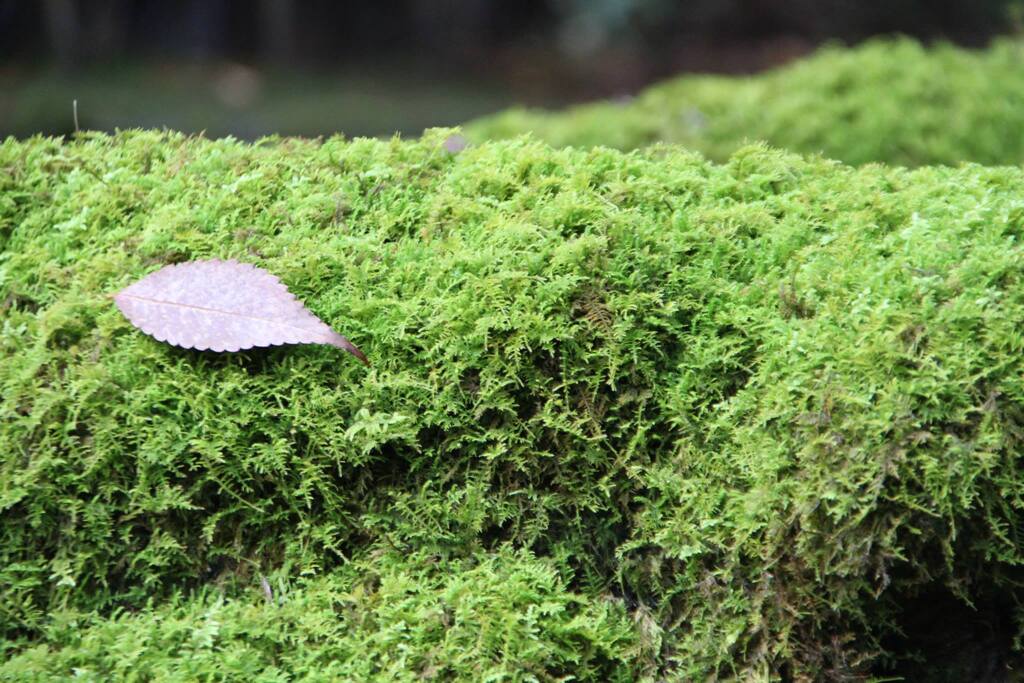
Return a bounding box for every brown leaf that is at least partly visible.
[113,259,368,364]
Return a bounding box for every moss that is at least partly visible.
[1,547,641,682]
[4,130,1024,678]
[467,38,1024,167]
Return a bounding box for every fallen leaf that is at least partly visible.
[114,258,368,364]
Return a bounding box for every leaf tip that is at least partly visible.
[331,334,370,366]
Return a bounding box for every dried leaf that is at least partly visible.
[114,259,368,364]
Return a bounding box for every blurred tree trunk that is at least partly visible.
[409,0,488,61]
[182,0,228,61]
[90,0,125,60]
[259,0,296,65]
[42,0,77,70]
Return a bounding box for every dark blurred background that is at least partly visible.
[0,0,1020,139]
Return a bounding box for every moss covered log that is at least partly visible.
[467,38,1024,167]
[4,130,1024,679]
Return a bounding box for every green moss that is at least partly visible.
[1,547,641,682]
[4,130,1024,678]
[467,38,1024,167]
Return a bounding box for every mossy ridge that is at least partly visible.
[3,130,1024,678]
[467,37,1024,167]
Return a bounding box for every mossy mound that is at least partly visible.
[4,130,1024,679]
[2,547,641,681]
[467,38,1024,167]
